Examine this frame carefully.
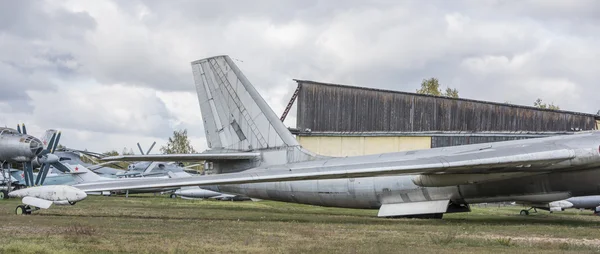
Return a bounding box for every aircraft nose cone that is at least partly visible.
[29,138,44,156]
[8,189,25,198]
[77,190,88,201]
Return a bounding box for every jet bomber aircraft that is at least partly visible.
[67,55,600,219]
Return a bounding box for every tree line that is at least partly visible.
[416,77,562,110]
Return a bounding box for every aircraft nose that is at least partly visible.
[8,189,25,198]
[78,190,88,201]
[28,137,44,156]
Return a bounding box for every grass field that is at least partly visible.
[2,195,600,253]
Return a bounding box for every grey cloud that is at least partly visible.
[0,0,96,40]
[1,0,599,152]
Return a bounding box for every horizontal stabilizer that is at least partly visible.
[22,196,52,209]
[101,152,261,162]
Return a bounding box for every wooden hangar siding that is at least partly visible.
[294,80,599,155]
[296,80,596,133]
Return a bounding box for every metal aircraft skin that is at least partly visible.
[74,55,600,218]
[9,185,87,214]
[0,127,44,163]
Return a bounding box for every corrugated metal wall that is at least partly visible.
[296,81,598,133]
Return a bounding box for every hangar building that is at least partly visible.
[292,80,600,157]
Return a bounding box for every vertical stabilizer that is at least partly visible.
[191,55,299,151]
[41,130,58,150]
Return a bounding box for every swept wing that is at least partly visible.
[74,143,588,192]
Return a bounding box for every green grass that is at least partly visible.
[2,195,600,253]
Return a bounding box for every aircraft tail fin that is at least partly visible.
[191,55,300,151]
[41,130,58,150]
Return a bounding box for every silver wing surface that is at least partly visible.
[101,152,261,162]
[74,143,585,192]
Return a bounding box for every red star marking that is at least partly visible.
[75,167,79,171]
[43,140,47,145]
[21,173,24,178]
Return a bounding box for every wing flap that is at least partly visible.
[378,200,450,217]
[22,197,53,209]
[74,148,576,192]
[101,152,261,162]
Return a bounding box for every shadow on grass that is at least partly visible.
[34,209,600,229]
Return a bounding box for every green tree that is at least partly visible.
[444,88,459,98]
[103,150,119,156]
[160,129,197,154]
[416,78,459,98]
[122,148,134,155]
[533,98,560,110]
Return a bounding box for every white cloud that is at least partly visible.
[1,0,599,154]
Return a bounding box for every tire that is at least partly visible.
[69,201,77,206]
[520,210,529,216]
[15,205,25,215]
[0,190,8,200]
[170,194,177,199]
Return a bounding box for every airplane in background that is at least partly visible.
[64,55,600,219]
[1,125,64,197]
[54,148,123,177]
[519,195,600,215]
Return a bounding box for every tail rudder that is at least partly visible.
[191,55,300,151]
[40,130,58,150]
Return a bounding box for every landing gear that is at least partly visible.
[15,205,34,215]
[520,207,538,216]
[0,190,8,200]
[170,194,177,199]
[69,201,77,206]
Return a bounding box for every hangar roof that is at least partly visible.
[294,79,599,134]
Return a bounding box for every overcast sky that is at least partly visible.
[1,0,598,153]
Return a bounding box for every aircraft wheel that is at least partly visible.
[69,201,77,206]
[0,190,8,200]
[15,205,26,215]
[520,210,529,216]
[170,194,177,199]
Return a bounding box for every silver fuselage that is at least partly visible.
[0,128,43,163]
[214,133,600,209]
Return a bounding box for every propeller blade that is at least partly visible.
[137,143,145,155]
[22,164,30,186]
[23,162,34,186]
[34,165,43,185]
[51,162,71,173]
[146,141,156,155]
[51,132,61,153]
[45,133,57,153]
[17,125,22,134]
[39,163,52,185]
[22,124,27,135]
